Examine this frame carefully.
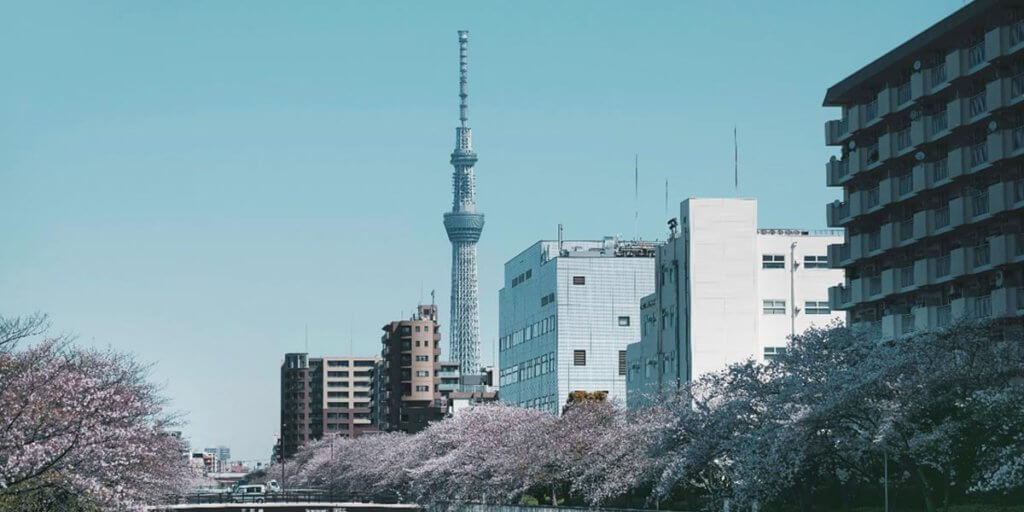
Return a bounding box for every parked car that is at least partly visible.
[265,479,282,493]
[232,484,267,503]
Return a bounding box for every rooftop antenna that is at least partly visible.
[634,153,639,240]
[734,125,739,194]
[304,324,308,353]
[349,324,353,357]
[664,178,669,219]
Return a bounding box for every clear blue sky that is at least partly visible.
[0,1,965,461]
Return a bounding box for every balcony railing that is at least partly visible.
[970,141,989,167]
[931,63,947,86]
[897,173,913,196]
[937,304,952,327]
[901,313,915,334]
[1012,20,1024,46]
[968,42,986,68]
[935,206,951,229]
[865,142,880,164]
[868,231,881,252]
[974,296,992,318]
[1013,72,1024,99]
[968,91,987,117]
[932,157,949,182]
[899,218,913,241]
[836,157,850,178]
[1017,233,1024,257]
[865,99,879,122]
[974,241,991,267]
[972,190,990,216]
[897,82,911,105]
[865,186,880,208]
[895,127,912,151]
[1015,178,1024,202]
[900,266,914,287]
[930,110,948,134]
[1014,123,1024,151]
[936,254,951,277]
[869,275,882,295]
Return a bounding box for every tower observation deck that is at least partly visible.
[443,30,483,375]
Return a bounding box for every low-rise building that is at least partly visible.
[499,236,657,412]
[626,198,845,408]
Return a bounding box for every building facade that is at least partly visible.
[374,304,445,433]
[499,237,657,412]
[279,354,377,459]
[824,0,1024,337]
[626,198,844,408]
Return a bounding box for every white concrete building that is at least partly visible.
[626,198,844,408]
[499,236,657,413]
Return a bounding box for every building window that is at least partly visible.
[573,350,586,366]
[618,351,626,376]
[415,355,429,362]
[399,326,411,335]
[763,346,787,361]
[803,255,829,269]
[326,361,349,367]
[415,370,430,377]
[762,254,785,269]
[415,385,429,392]
[805,301,831,315]
[617,316,631,326]
[572,276,586,285]
[763,300,786,315]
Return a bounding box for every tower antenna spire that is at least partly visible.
[634,153,639,240]
[459,30,469,128]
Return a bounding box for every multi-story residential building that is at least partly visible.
[626,198,844,408]
[374,304,445,433]
[498,236,657,413]
[279,353,377,459]
[823,0,1024,337]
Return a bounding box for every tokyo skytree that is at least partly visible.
[443,30,483,375]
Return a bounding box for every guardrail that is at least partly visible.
[164,489,404,505]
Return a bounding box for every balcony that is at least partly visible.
[898,217,914,244]
[968,91,988,119]
[828,284,853,310]
[896,81,912,107]
[936,304,953,327]
[933,205,951,231]
[826,200,851,227]
[828,243,851,268]
[967,41,987,71]
[864,186,880,210]
[969,141,989,169]
[1011,20,1024,49]
[826,156,852,186]
[972,241,992,269]
[991,286,1024,318]
[928,109,949,139]
[864,98,879,125]
[934,253,952,281]
[930,62,950,92]
[893,126,913,155]
[896,172,914,198]
[930,157,950,185]
[825,119,850,146]
[949,247,971,278]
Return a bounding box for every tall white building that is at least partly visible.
[498,236,657,412]
[626,198,845,408]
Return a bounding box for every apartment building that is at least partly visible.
[498,236,657,413]
[824,0,1024,337]
[278,353,377,459]
[374,304,445,433]
[625,198,844,408]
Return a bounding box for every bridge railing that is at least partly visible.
[163,489,403,505]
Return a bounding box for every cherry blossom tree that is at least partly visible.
[0,315,194,511]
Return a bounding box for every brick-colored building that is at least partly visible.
[374,304,445,433]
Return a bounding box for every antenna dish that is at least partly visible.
[915,151,926,161]
[913,60,922,71]
[848,140,857,150]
